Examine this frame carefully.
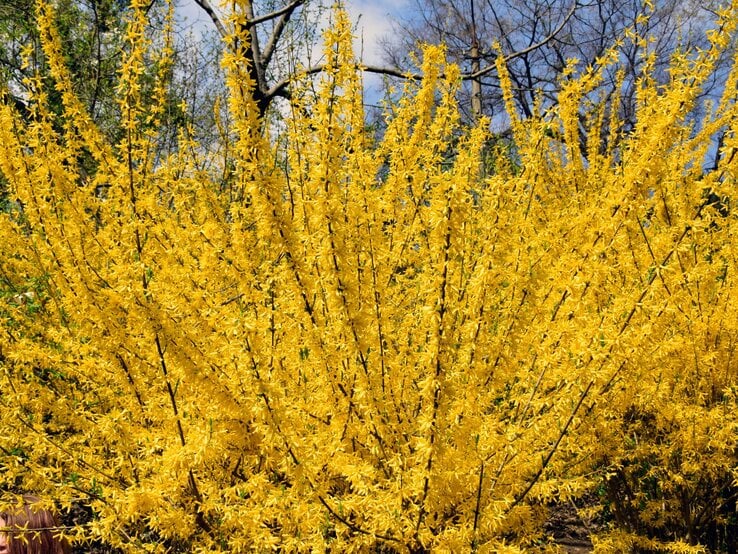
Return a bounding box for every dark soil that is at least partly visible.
[545,496,604,553]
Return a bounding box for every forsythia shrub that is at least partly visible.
[1,0,738,552]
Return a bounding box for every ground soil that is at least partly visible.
[545,497,603,553]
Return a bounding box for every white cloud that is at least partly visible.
[345,0,407,66]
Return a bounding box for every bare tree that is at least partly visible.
[183,0,584,125]
[381,0,732,128]
[183,0,734,152]
[192,0,326,116]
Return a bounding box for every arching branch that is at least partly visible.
[249,0,306,27]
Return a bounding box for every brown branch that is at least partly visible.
[155,334,212,534]
[248,0,306,27]
[194,0,306,39]
[471,461,485,552]
[242,1,266,98]
[264,64,420,104]
[261,1,306,71]
[192,0,227,39]
[637,216,672,296]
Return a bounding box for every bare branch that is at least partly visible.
[249,0,306,27]
[192,0,227,38]
[261,1,305,71]
[194,0,307,38]
[242,1,266,96]
[469,0,579,80]
[264,63,426,104]
[264,45,563,107]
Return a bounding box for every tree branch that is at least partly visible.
[261,0,305,71]
[317,495,400,545]
[264,63,422,104]
[469,0,579,80]
[192,0,306,41]
[249,0,306,27]
[196,0,579,116]
[242,1,266,100]
[192,0,227,39]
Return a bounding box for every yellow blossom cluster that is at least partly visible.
[1,1,738,552]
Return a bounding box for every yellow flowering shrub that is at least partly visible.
[1,1,738,552]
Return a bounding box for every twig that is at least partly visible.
[471,461,485,551]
